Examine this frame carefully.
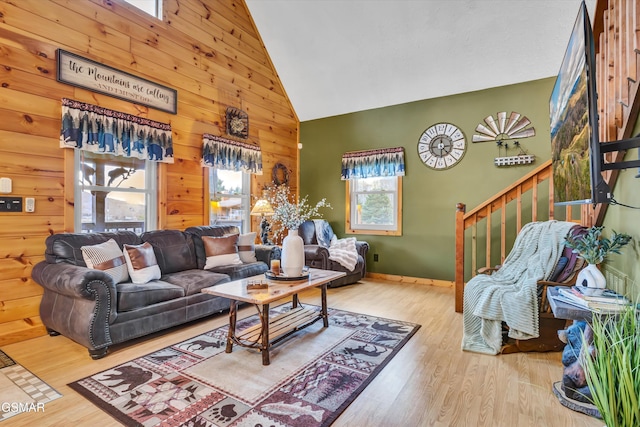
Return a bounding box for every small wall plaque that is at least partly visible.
[226,107,249,139]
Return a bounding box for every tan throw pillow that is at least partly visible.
[203,234,243,269]
[123,242,161,284]
[237,232,257,263]
[81,238,129,284]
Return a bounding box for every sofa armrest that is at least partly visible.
[31,261,118,351]
[304,245,329,259]
[355,240,369,276]
[303,245,329,269]
[255,245,281,265]
[32,261,117,300]
[355,241,369,257]
[537,280,574,315]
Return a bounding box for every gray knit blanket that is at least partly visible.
[461,220,576,355]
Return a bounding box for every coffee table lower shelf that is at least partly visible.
[235,306,320,344]
[227,303,327,365]
[201,268,346,365]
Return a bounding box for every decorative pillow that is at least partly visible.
[81,238,129,284]
[123,242,162,284]
[549,256,569,282]
[237,232,257,263]
[314,219,335,248]
[203,234,243,269]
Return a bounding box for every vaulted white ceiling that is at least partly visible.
[244,0,597,122]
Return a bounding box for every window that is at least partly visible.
[75,151,157,233]
[209,169,250,232]
[346,176,402,235]
[124,0,162,18]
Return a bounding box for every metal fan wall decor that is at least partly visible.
[472,111,536,166]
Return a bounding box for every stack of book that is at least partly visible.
[554,286,631,313]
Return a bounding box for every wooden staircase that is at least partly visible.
[454,160,585,312]
[454,0,640,313]
[592,0,640,225]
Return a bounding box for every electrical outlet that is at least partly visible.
[373,254,379,262]
[0,197,22,212]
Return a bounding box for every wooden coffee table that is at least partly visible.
[201,268,346,365]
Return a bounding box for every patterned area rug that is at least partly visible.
[0,349,62,422]
[69,305,420,426]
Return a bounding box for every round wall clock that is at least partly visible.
[417,122,467,170]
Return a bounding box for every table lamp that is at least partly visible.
[210,200,221,222]
[250,199,274,244]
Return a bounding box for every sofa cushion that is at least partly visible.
[123,242,162,284]
[237,232,258,263]
[141,229,197,274]
[208,262,268,281]
[298,220,318,245]
[203,235,243,269]
[116,280,185,312]
[184,225,241,269]
[45,231,141,266]
[161,269,230,296]
[81,239,129,284]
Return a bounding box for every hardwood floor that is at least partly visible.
[2,279,602,426]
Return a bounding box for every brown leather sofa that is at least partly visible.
[297,220,369,287]
[31,225,280,359]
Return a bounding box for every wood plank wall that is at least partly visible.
[0,0,298,346]
[586,0,640,226]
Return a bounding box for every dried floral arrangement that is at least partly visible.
[264,185,331,241]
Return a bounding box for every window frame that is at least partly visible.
[345,176,402,236]
[123,0,162,18]
[74,150,157,233]
[209,169,251,233]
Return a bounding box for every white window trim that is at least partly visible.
[346,176,402,236]
[209,169,251,233]
[74,150,157,232]
[124,0,162,18]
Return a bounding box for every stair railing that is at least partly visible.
[454,160,582,312]
[453,0,639,313]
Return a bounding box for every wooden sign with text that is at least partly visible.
[56,49,177,114]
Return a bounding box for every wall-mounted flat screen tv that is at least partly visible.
[550,1,611,205]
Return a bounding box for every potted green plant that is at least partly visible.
[582,304,639,427]
[564,226,631,291]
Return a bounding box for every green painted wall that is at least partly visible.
[602,118,640,299]
[300,78,557,281]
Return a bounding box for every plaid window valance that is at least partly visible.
[60,98,173,163]
[201,134,263,175]
[341,147,405,180]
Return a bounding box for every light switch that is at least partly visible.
[25,197,35,213]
